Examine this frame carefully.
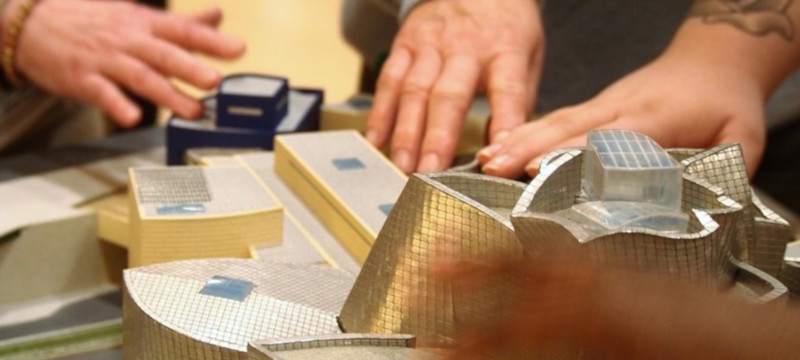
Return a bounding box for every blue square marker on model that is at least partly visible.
[332,157,365,171]
[199,275,254,302]
[379,203,394,216]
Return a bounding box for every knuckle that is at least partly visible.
[130,65,159,89]
[488,78,526,97]
[377,69,403,90]
[430,88,470,109]
[424,129,457,151]
[393,126,419,144]
[401,80,431,99]
[169,21,193,44]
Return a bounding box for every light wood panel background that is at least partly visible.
[167,0,362,104]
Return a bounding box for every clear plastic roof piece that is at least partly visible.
[584,130,683,210]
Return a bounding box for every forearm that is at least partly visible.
[666,0,800,100]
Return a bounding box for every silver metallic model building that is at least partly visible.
[124,130,794,359]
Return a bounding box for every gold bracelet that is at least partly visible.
[3,0,42,87]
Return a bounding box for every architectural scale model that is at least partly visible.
[128,165,284,267]
[274,130,407,262]
[167,74,323,165]
[123,130,795,359]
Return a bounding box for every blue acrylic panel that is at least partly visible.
[378,203,394,216]
[156,204,206,215]
[199,275,254,302]
[332,157,365,171]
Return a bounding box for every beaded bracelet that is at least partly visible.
[2,0,42,87]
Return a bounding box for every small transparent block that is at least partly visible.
[569,201,689,233]
[583,130,682,210]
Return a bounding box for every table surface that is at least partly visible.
[166,0,361,104]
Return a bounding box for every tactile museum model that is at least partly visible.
[166,74,323,165]
[123,130,795,359]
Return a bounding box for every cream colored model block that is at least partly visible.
[320,95,493,159]
[237,152,361,273]
[0,211,109,306]
[82,192,130,248]
[128,166,283,267]
[274,131,407,263]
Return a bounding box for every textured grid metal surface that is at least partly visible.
[779,261,800,301]
[681,176,741,281]
[135,167,211,204]
[124,260,353,359]
[751,194,794,277]
[254,334,415,352]
[666,148,703,162]
[121,134,793,359]
[682,145,754,261]
[252,345,414,360]
[732,259,788,305]
[514,150,583,215]
[248,334,418,360]
[339,173,526,346]
[512,148,742,286]
[587,130,674,169]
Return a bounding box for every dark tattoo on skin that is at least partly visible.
[689,0,795,40]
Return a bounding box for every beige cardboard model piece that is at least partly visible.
[274,130,407,262]
[128,165,283,267]
[85,148,356,272]
[0,149,162,307]
[83,192,130,248]
[236,152,360,272]
[320,94,493,160]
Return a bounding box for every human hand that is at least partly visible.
[432,256,605,358]
[477,50,768,179]
[365,0,543,173]
[434,257,800,360]
[6,0,245,127]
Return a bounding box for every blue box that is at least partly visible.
[217,74,289,131]
[167,88,323,165]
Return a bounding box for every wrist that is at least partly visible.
[1,0,42,87]
[664,18,800,101]
[1,0,24,44]
[400,0,543,22]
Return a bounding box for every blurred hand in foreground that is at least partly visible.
[434,257,800,359]
[4,0,246,127]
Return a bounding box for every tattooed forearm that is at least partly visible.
[689,0,795,40]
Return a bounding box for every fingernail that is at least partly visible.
[418,153,441,173]
[125,106,141,124]
[492,130,510,143]
[392,150,413,174]
[186,102,203,118]
[482,155,510,174]
[232,39,246,55]
[365,129,379,145]
[477,144,502,163]
[525,156,543,175]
